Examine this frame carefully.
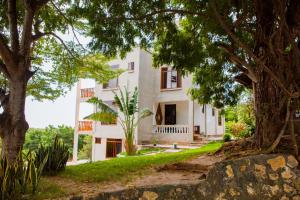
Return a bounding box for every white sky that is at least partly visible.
[25,31,94,128]
[25,87,77,128]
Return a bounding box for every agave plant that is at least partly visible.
[85,87,152,155]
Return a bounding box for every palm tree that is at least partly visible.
[85,87,152,155]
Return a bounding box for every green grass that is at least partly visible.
[119,147,164,156]
[32,178,68,200]
[59,141,223,182]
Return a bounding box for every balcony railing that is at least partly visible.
[78,121,93,132]
[80,88,94,98]
[152,125,191,134]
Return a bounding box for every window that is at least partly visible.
[95,138,101,144]
[128,62,134,71]
[161,68,182,89]
[103,65,119,89]
[212,108,215,116]
[218,111,222,126]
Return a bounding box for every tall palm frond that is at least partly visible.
[85,97,118,123]
[128,87,138,115]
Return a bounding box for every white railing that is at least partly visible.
[152,125,191,134]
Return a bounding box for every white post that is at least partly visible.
[73,80,81,162]
[188,100,194,142]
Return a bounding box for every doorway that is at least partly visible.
[165,104,176,125]
[106,139,122,158]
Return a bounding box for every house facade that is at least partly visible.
[73,48,225,162]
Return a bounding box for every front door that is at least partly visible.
[106,139,122,158]
[165,104,176,125]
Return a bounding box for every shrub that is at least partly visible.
[0,151,47,199]
[239,124,255,138]
[35,135,69,175]
[226,122,247,138]
[223,133,232,142]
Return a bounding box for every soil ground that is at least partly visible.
[46,154,224,199]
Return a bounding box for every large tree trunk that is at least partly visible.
[0,74,29,162]
[252,0,299,151]
[254,73,287,149]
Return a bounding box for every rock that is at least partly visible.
[287,156,299,168]
[270,185,280,196]
[293,196,300,200]
[254,164,266,179]
[281,195,290,200]
[294,177,300,190]
[267,156,286,171]
[240,165,247,172]
[215,192,227,200]
[269,173,279,181]
[141,191,159,200]
[282,167,295,179]
[284,184,294,193]
[226,165,234,178]
[229,188,240,196]
[247,184,255,196]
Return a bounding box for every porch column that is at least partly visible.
[73,80,81,162]
[188,100,194,141]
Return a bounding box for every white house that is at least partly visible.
[73,48,225,161]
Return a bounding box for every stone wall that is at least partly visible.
[71,154,300,200]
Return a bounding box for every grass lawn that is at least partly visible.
[59,141,223,182]
[33,141,222,199]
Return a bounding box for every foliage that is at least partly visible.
[35,136,69,176]
[223,133,232,142]
[59,142,222,183]
[225,91,255,138]
[24,125,82,156]
[78,135,93,160]
[85,87,152,155]
[0,151,47,199]
[226,121,247,138]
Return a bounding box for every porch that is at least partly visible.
[152,100,198,143]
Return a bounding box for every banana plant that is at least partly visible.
[85,87,152,155]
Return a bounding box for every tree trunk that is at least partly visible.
[254,76,287,149]
[0,76,29,162]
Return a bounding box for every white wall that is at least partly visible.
[137,50,156,143]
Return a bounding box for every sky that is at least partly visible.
[25,79,95,128]
[25,87,77,128]
[25,32,93,128]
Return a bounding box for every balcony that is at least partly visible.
[80,88,94,99]
[78,121,93,133]
[152,125,191,134]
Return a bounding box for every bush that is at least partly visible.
[226,121,247,138]
[238,124,255,138]
[35,135,69,176]
[223,133,232,142]
[78,135,92,160]
[0,151,47,199]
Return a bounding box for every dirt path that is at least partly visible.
[46,154,224,199]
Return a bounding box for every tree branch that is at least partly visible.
[0,33,16,68]
[20,6,34,62]
[50,1,88,52]
[0,61,11,79]
[219,44,258,82]
[7,0,19,54]
[211,0,294,98]
[32,31,76,58]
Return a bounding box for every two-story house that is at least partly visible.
[73,48,225,162]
